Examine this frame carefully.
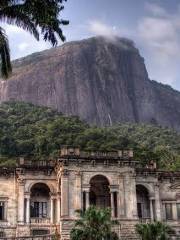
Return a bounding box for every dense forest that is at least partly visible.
[0,102,180,170]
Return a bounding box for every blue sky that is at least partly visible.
[3,0,180,90]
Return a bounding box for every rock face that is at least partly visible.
[0,36,180,130]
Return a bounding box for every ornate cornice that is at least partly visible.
[17,176,25,185]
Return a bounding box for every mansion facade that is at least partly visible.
[0,146,179,239]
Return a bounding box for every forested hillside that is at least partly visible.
[1,37,180,131]
[0,102,180,170]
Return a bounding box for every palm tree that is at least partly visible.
[135,221,173,240]
[0,0,69,78]
[0,26,11,78]
[70,206,119,240]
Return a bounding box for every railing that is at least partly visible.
[0,234,58,240]
[80,151,119,158]
[18,158,55,168]
[61,150,134,159]
[30,218,50,224]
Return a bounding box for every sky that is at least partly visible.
[3,0,180,91]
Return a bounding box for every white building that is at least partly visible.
[0,147,179,239]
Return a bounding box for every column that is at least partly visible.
[18,178,25,224]
[50,197,54,224]
[75,171,82,210]
[26,195,30,224]
[131,176,138,218]
[150,198,154,221]
[118,174,125,217]
[154,184,161,221]
[111,192,115,218]
[56,193,61,223]
[124,173,137,219]
[85,191,90,210]
[116,192,119,218]
[61,169,69,217]
[172,202,178,221]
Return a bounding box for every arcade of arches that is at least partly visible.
[24,179,154,228]
[84,176,152,220]
[0,148,180,238]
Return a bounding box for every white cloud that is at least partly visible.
[13,40,50,59]
[145,2,168,17]
[1,23,51,59]
[88,20,119,39]
[137,2,180,85]
[138,17,177,42]
[87,19,134,43]
[86,14,180,86]
[4,25,24,34]
[18,42,29,52]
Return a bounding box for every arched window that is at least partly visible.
[30,183,50,219]
[136,185,150,219]
[89,175,110,209]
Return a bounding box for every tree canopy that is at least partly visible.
[0,101,180,170]
[0,0,69,78]
[135,222,173,240]
[70,207,119,240]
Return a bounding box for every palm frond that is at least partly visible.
[135,222,172,240]
[0,0,69,79]
[22,0,69,46]
[71,206,118,240]
[0,5,39,40]
[1,0,68,46]
[0,27,11,79]
[0,1,20,8]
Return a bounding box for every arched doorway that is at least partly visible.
[136,185,150,219]
[89,175,110,209]
[30,183,50,220]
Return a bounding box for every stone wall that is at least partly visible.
[0,174,17,237]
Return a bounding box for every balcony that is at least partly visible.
[30,218,50,225]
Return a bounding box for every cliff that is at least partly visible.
[0,36,180,130]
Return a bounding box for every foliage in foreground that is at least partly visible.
[0,0,69,78]
[70,206,118,240]
[135,222,173,240]
[0,101,180,170]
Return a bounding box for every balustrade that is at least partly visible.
[30,218,50,224]
[0,234,58,240]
